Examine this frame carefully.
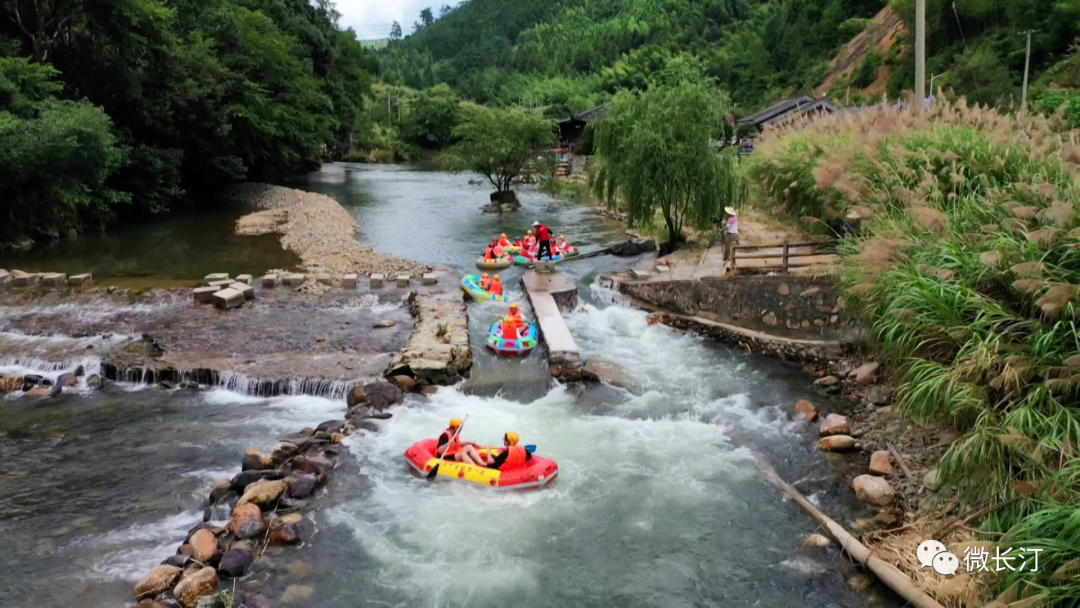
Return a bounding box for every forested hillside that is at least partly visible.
[1,0,377,241]
[379,0,1079,118]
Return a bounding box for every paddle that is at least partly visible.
[427,415,468,481]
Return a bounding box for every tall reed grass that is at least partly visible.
[750,97,1080,603]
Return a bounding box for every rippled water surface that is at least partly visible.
[0,164,899,607]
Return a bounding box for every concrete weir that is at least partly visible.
[521,269,582,380]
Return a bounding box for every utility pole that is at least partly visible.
[1019,30,1035,117]
[915,0,926,114]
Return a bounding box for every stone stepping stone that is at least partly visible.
[315,274,332,285]
[422,273,437,286]
[12,271,39,287]
[213,288,245,309]
[262,273,279,288]
[235,274,253,285]
[69,273,92,286]
[396,275,410,288]
[41,273,67,286]
[193,287,217,304]
[204,273,230,285]
[208,279,233,288]
[0,270,11,285]
[370,274,384,288]
[285,273,306,287]
[229,282,255,300]
[343,274,358,288]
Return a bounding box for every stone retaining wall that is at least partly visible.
[618,274,862,341]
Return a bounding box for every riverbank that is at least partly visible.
[225,183,430,277]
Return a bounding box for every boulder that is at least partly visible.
[212,288,244,310]
[346,384,366,408]
[270,442,300,465]
[217,549,253,578]
[392,375,416,391]
[816,435,857,452]
[230,469,283,493]
[208,478,232,504]
[813,376,840,388]
[268,522,301,545]
[135,564,183,600]
[57,372,78,387]
[852,474,896,505]
[287,474,317,499]
[794,400,819,422]
[280,584,315,604]
[241,448,274,471]
[292,454,334,475]
[818,414,851,436]
[869,450,894,475]
[229,503,264,540]
[315,420,345,434]
[331,432,344,443]
[868,385,890,406]
[362,381,403,410]
[854,362,880,385]
[188,529,218,563]
[172,566,218,607]
[237,479,287,508]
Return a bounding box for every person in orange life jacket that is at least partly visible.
[486,431,531,471]
[506,302,524,326]
[488,275,503,296]
[556,235,570,253]
[484,242,496,260]
[437,417,485,466]
[493,243,504,257]
[480,273,491,291]
[500,316,519,340]
[499,233,511,247]
[533,221,553,260]
[525,230,536,249]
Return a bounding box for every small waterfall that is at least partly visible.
[0,356,103,390]
[107,365,364,401]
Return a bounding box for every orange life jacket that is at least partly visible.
[499,236,510,246]
[502,320,519,340]
[489,279,503,295]
[507,308,524,324]
[441,430,461,455]
[484,247,495,260]
[494,245,504,257]
[502,445,527,470]
[481,276,492,290]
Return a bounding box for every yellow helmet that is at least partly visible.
[493,275,501,280]
[559,235,566,239]
[449,418,463,429]
[510,302,518,309]
[481,273,489,278]
[501,233,506,237]
[504,431,520,446]
[527,229,533,234]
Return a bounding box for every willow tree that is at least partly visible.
[593,62,746,246]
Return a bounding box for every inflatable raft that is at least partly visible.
[460,274,508,302]
[515,253,561,266]
[404,439,559,489]
[504,245,522,254]
[485,320,538,356]
[475,257,511,271]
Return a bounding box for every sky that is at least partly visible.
[334,0,447,40]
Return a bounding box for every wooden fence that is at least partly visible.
[733,240,835,273]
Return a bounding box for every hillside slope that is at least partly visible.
[815,5,905,99]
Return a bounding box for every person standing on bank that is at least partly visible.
[723,207,739,275]
[533,221,553,261]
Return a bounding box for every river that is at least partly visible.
[0,164,897,607]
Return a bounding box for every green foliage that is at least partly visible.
[851,51,882,89]
[1037,88,1080,127]
[750,98,1080,600]
[593,61,747,245]
[399,83,462,150]
[0,57,127,239]
[448,104,557,194]
[946,47,1016,108]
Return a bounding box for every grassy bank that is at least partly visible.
[749,99,1080,603]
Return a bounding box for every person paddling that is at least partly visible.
[501,316,520,340]
[486,432,531,471]
[506,302,524,326]
[437,418,485,466]
[480,273,491,291]
[489,275,503,296]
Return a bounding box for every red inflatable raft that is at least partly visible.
[404,438,559,489]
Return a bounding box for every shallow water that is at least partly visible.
[0,164,898,607]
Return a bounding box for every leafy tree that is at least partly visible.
[399,83,461,150]
[0,57,127,238]
[593,61,747,246]
[439,5,452,17]
[947,47,1016,107]
[420,8,435,27]
[448,103,556,201]
[390,21,402,41]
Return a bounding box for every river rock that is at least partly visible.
[163,554,192,569]
[238,479,287,508]
[135,565,183,600]
[362,381,403,409]
[0,375,23,393]
[803,533,831,548]
[87,374,104,389]
[346,384,366,407]
[57,372,78,387]
[794,400,818,422]
[241,448,274,471]
[269,522,302,545]
[816,435,857,452]
[270,442,300,465]
[187,529,218,564]
[292,454,333,475]
[230,469,283,493]
[27,385,61,398]
[218,549,253,578]
[173,566,218,607]
[280,584,315,604]
[854,362,880,385]
[813,375,839,388]
[392,375,417,391]
[923,468,940,490]
[868,385,889,406]
[209,478,232,504]
[373,319,396,328]
[315,420,345,434]
[852,474,896,505]
[287,474,317,499]
[869,450,894,475]
[819,414,851,436]
[230,503,265,540]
